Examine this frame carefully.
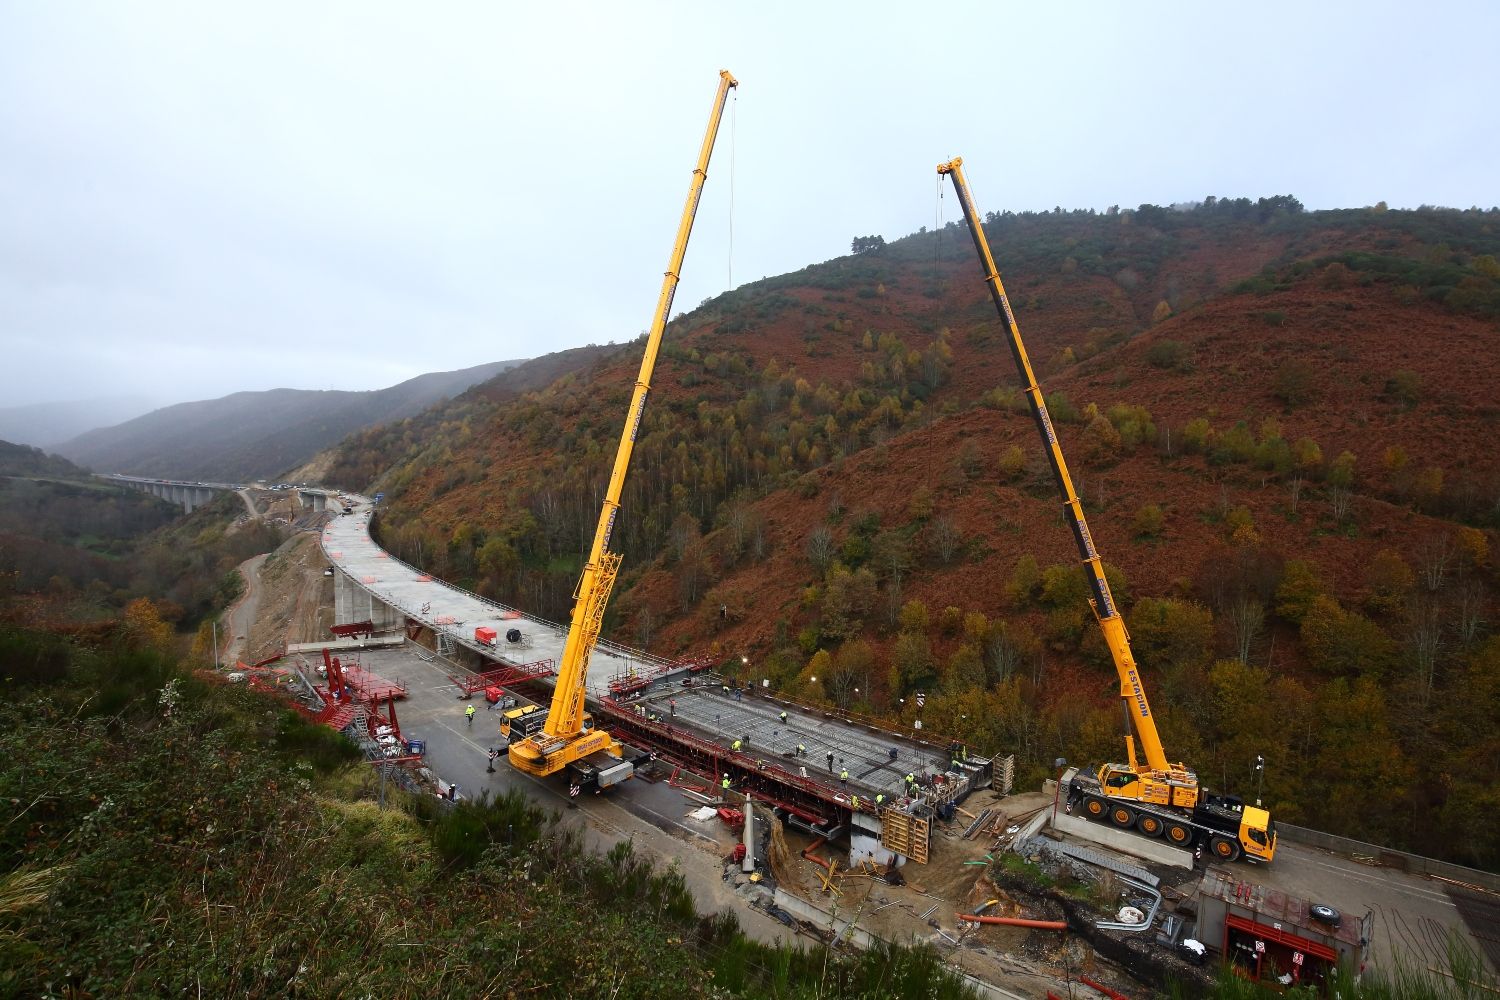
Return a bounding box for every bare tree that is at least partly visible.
[1417,533,1451,592]
[1456,578,1487,646]
[1288,475,1304,514]
[1406,595,1443,707]
[635,607,656,651]
[806,525,834,573]
[1328,485,1353,523]
[930,516,962,564]
[1227,597,1265,664]
[724,502,752,562]
[987,630,1024,683]
[883,575,905,630]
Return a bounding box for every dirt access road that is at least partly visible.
[222,553,268,666]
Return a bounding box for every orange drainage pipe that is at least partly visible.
[802,836,832,871]
[956,913,1067,930]
[1079,975,1129,1000]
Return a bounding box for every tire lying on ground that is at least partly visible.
[1309,903,1341,926]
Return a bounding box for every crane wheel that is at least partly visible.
[1164,822,1193,846]
[1109,805,1136,829]
[1209,835,1241,862]
[1084,796,1107,819]
[1137,814,1164,838]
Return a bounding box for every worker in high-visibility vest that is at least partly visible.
[851,794,860,811]
[875,793,885,807]
[779,710,788,723]
[465,704,476,727]
[732,739,742,751]
[721,775,731,791]
[797,743,806,757]
[840,769,849,786]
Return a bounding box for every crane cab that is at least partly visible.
[1238,807,1277,862]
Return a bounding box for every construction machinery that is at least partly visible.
[508,70,738,785]
[937,158,1275,864]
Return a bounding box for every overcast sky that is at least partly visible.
[3,2,1496,410]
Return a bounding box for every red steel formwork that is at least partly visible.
[447,658,556,698]
[601,697,865,827]
[329,621,375,639]
[321,649,409,705]
[607,655,715,697]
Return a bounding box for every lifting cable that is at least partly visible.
[933,167,946,319]
[727,87,738,290]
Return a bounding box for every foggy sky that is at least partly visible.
[3,1,1496,410]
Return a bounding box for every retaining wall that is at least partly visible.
[1276,823,1499,891]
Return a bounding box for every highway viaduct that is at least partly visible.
[103,474,237,514]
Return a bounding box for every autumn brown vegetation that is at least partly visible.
[341,202,1500,868]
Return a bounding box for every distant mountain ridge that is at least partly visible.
[55,360,524,482]
[0,395,158,448]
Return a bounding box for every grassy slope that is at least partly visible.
[0,625,980,999]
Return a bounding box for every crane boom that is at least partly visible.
[936,157,1175,775]
[509,70,738,778]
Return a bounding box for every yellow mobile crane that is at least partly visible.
[509,71,738,786]
[937,158,1275,864]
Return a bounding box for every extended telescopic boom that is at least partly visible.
[510,70,738,778]
[936,158,1174,777]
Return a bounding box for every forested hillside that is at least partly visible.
[0,439,91,479]
[0,479,280,632]
[333,199,1500,869]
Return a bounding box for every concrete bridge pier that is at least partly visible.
[295,489,329,513]
[333,568,401,632]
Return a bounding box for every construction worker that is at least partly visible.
[669,699,677,718]
[732,739,742,752]
[721,774,731,791]
[875,793,885,808]
[905,772,916,793]
[779,710,788,723]
[797,743,806,758]
[840,768,849,786]
[827,752,835,772]
[723,684,731,697]
[851,794,860,811]
[465,704,476,727]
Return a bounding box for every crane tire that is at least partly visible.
[1083,796,1107,820]
[1209,835,1241,862]
[1137,814,1164,838]
[1110,805,1136,829]
[1164,821,1193,846]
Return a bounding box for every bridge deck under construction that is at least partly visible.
[317,489,984,830]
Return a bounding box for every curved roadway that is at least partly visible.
[318,490,670,696]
